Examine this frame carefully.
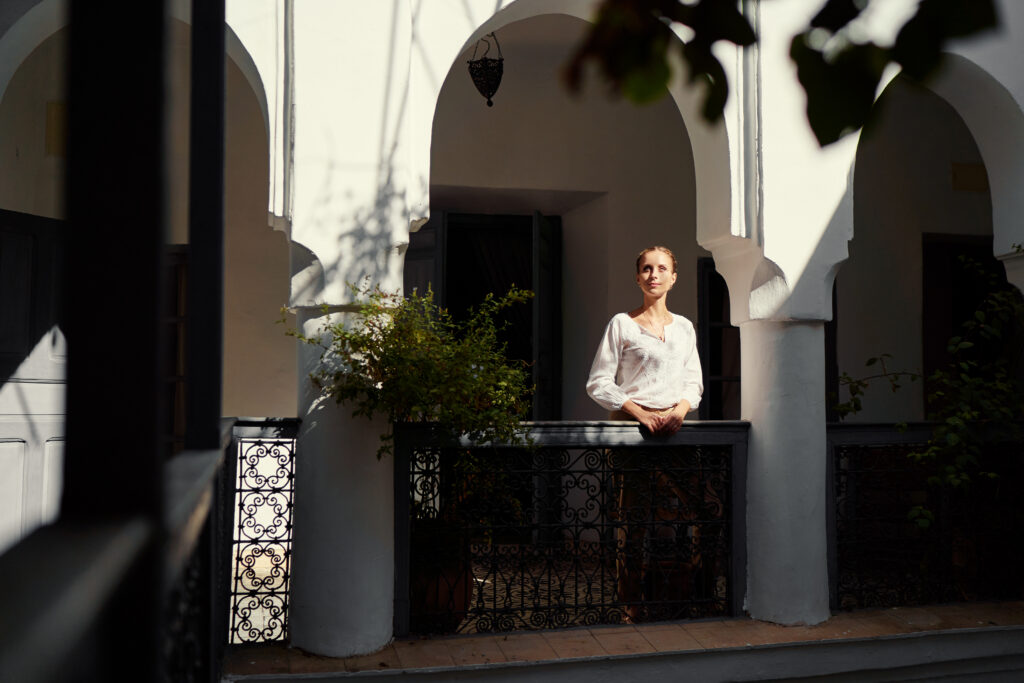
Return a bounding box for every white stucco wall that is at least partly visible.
[429,13,702,420]
[163,19,298,418]
[222,56,297,418]
[226,0,291,219]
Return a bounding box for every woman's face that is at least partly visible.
[636,250,677,296]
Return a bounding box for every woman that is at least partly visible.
[586,246,703,429]
[585,245,705,621]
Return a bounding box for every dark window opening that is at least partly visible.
[697,258,740,420]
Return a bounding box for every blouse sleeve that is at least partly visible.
[678,319,703,412]
[586,317,630,411]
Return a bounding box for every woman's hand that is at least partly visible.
[622,400,690,435]
[653,401,690,435]
[621,400,660,433]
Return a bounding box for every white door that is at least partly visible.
[0,210,65,554]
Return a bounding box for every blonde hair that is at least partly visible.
[635,246,677,274]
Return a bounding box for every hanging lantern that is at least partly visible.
[467,32,503,107]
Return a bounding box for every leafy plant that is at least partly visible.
[565,0,999,145]
[905,255,1024,524]
[289,282,535,459]
[835,251,1024,528]
[835,353,919,421]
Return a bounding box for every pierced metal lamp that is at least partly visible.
[467,32,503,107]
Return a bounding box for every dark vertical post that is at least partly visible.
[393,426,411,636]
[185,0,226,450]
[211,427,239,665]
[730,428,749,617]
[189,2,228,672]
[63,1,169,678]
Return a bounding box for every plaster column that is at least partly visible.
[289,308,394,656]
[740,319,830,625]
[1001,252,1024,295]
[285,0,414,656]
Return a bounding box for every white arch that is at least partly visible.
[437,0,735,250]
[925,53,1024,260]
[850,53,1024,292]
[0,0,64,106]
[0,0,271,136]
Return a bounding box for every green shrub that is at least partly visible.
[289,282,534,459]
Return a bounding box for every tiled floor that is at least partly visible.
[223,601,1024,676]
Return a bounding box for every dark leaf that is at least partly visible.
[810,0,864,33]
[689,0,757,47]
[893,0,997,81]
[683,40,731,119]
[790,34,887,145]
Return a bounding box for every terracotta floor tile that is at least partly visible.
[287,650,347,674]
[637,624,704,652]
[392,638,456,669]
[222,645,291,675]
[635,621,689,632]
[883,606,947,630]
[445,635,508,666]
[541,629,608,658]
[828,613,913,639]
[950,601,1024,626]
[494,632,560,662]
[802,614,881,641]
[343,645,402,673]
[681,619,747,649]
[590,628,657,655]
[733,621,819,646]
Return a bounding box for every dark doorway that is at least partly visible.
[922,234,1007,403]
[696,258,740,420]
[405,211,562,419]
[0,209,64,383]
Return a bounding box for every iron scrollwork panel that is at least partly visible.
[230,438,295,643]
[407,443,732,634]
[834,441,1024,610]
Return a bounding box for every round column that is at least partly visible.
[289,308,395,656]
[740,319,830,625]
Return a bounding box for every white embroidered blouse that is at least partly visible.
[586,312,703,413]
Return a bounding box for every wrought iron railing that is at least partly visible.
[394,421,749,635]
[827,423,1024,611]
[225,419,299,644]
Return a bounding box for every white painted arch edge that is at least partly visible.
[0,0,272,159]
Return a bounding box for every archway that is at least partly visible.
[926,54,1024,267]
[428,8,735,420]
[843,72,997,423]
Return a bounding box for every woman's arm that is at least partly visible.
[678,321,703,413]
[586,317,630,411]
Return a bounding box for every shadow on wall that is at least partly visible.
[292,162,417,306]
[290,1,528,305]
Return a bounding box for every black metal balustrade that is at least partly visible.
[828,423,1024,611]
[227,419,299,644]
[394,421,749,635]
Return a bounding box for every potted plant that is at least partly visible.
[289,281,534,631]
[291,281,534,459]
